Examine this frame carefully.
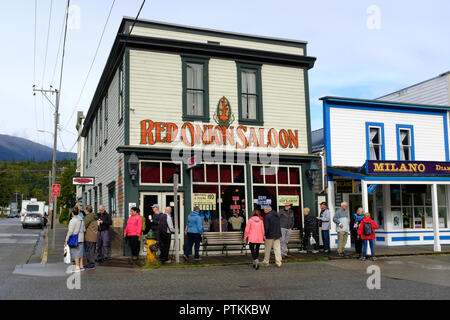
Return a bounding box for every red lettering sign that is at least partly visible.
[52,184,60,197]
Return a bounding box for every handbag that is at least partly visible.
[68,220,83,248]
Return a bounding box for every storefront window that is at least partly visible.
[391,185,401,206]
[220,165,232,183]
[192,164,246,232]
[140,161,182,185]
[141,162,160,184]
[390,185,448,229]
[252,164,303,229]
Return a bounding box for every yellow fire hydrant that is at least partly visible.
[146,231,158,263]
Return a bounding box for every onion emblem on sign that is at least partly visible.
[214,96,235,128]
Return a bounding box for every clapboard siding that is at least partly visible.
[84,59,125,217]
[128,49,309,154]
[329,107,447,167]
[378,74,450,106]
[131,26,304,56]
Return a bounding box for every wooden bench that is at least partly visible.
[287,229,302,252]
[202,231,247,256]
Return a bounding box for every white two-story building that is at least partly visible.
[78,17,318,255]
[321,96,450,251]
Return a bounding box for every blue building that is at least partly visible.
[319,96,450,251]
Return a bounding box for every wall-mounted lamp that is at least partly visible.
[128,152,139,182]
[306,161,319,186]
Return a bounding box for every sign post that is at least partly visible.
[173,174,179,264]
[51,184,60,251]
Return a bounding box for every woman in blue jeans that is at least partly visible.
[183,206,204,261]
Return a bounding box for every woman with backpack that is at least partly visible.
[357,212,379,261]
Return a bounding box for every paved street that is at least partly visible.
[0,217,450,300]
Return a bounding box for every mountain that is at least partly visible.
[0,134,76,162]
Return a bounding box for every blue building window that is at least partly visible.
[366,122,385,160]
[396,124,415,161]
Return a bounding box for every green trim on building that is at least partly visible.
[125,48,130,145]
[236,62,264,126]
[303,69,313,154]
[181,55,210,122]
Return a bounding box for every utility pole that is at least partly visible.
[33,86,59,250]
[173,174,179,264]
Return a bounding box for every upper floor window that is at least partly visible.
[118,63,124,123]
[397,125,415,161]
[182,56,209,122]
[366,122,385,161]
[237,62,263,125]
[103,95,108,143]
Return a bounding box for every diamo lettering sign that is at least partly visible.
[139,120,300,150]
[367,161,450,175]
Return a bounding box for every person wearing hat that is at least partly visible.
[317,202,331,253]
[279,201,295,258]
[150,204,162,243]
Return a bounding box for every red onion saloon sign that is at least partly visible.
[139,120,300,150]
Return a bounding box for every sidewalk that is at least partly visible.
[35,222,450,269]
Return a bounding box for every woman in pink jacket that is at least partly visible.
[244,210,265,270]
[124,207,143,260]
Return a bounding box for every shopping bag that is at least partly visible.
[309,235,316,245]
[64,244,71,264]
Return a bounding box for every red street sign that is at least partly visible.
[52,184,61,197]
[72,177,95,185]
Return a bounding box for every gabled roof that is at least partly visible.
[320,96,450,111]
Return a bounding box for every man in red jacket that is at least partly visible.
[357,212,379,261]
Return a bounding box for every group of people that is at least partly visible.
[124,204,175,263]
[65,203,112,273]
[332,201,379,260]
[66,200,379,271]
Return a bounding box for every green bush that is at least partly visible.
[59,207,70,224]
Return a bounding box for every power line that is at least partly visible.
[41,0,53,87]
[33,0,37,85]
[63,0,116,130]
[128,0,147,36]
[58,0,70,94]
[50,3,69,86]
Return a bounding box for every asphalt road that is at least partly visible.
[1,217,449,300]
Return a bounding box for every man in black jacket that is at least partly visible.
[262,205,282,267]
[300,208,319,253]
[97,205,112,262]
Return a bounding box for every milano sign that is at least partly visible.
[367,161,450,176]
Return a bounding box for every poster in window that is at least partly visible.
[193,193,216,210]
[277,195,300,206]
[392,210,402,229]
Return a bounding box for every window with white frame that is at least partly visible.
[252,165,303,229]
[397,126,414,161]
[186,63,205,117]
[140,161,182,185]
[368,126,382,160]
[191,163,247,232]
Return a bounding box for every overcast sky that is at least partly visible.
[1,0,449,152]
